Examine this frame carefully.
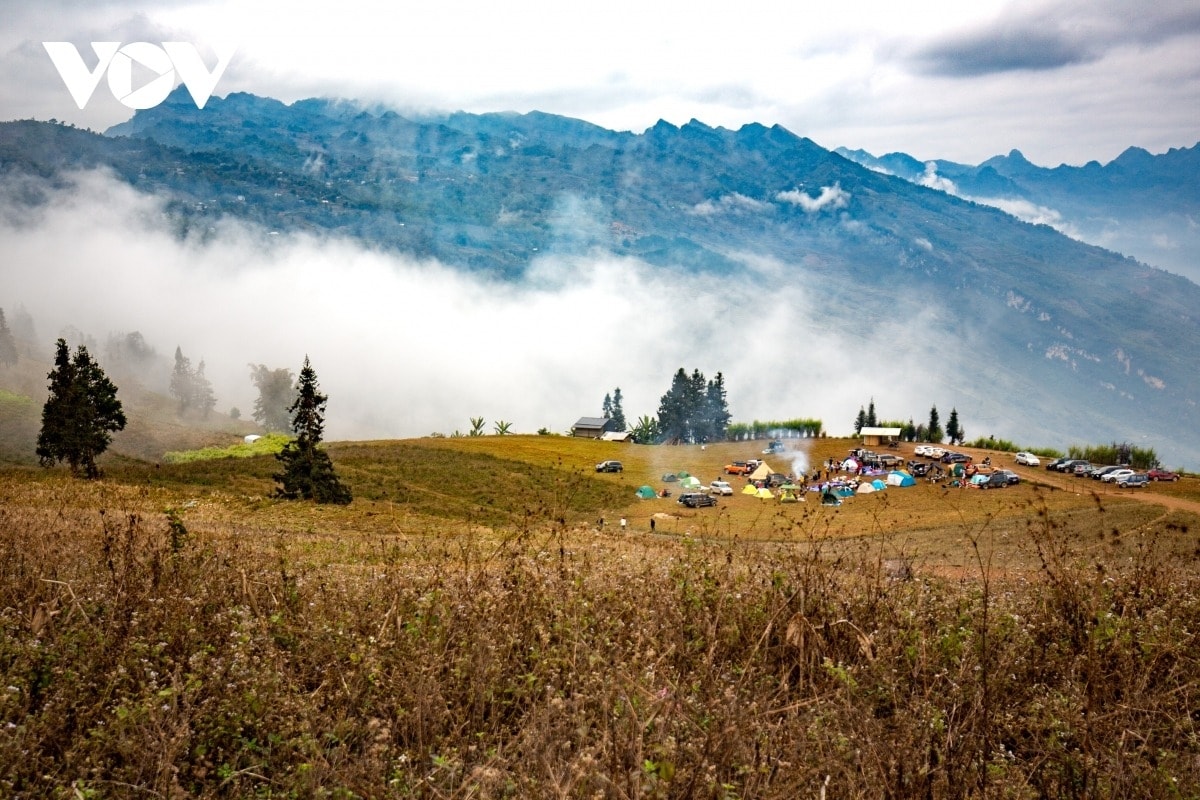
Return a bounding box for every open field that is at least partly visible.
[3,434,1200,797]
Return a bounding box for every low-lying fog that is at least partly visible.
[0,169,1088,452]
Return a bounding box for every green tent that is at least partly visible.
[636,485,657,499]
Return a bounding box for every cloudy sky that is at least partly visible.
[3,0,1199,166]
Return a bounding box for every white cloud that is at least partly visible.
[690,192,771,216]
[775,183,851,213]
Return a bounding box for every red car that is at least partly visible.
[1148,468,1181,482]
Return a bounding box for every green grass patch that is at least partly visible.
[163,432,291,463]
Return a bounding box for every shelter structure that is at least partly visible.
[571,417,617,438]
[859,427,902,447]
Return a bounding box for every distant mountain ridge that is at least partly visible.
[1,89,1198,466]
[835,142,1200,283]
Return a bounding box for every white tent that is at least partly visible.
[855,482,877,494]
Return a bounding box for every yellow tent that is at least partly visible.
[755,487,774,500]
[741,483,758,495]
[748,462,775,482]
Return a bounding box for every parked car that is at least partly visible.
[763,440,785,454]
[1071,462,1094,476]
[709,480,734,496]
[1014,452,1040,466]
[914,444,932,457]
[678,492,717,508]
[1045,457,1070,471]
[595,460,623,473]
[1148,468,1181,482]
[1101,468,1136,483]
[1055,459,1086,473]
[981,472,1011,489]
[1118,473,1150,488]
[995,469,1020,485]
[1089,465,1123,480]
[907,461,931,477]
[724,461,751,475]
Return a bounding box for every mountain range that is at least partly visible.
[835,143,1200,285]
[1,88,1197,467]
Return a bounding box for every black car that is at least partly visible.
[595,460,623,473]
[1045,457,1070,471]
[678,492,718,508]
[995,469,1020,485]
[981,472,1011,489]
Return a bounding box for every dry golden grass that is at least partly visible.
[4,436,1200,797]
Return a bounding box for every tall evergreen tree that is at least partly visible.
[36,338,126,478]
[656,368,693,443]
[274,356,351,505]
[0,309,18,367]
[249,363,294,432]
[705,372,731,441]
[927,406,943,443]
[853,406,867,435]
[170,346,194,413]
[946,408,963,445]
[866,398,878,428]
[193,359,216,418]
[601,392,613,419]
[610,387,627,432]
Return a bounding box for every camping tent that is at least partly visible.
[871,479,888,490]
[748,462,775,482]
[779,484,801,502]
[676,471,691,479]
[856,482,877,494]
[821,490,842,506]
[636,485,657,499]
[680,476,702,490]
[886,471,916,487]
[742,483,759,495]
[842,458,859,472]
[970,473,990,485]
[755,487,774,500]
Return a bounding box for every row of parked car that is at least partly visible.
[1039,457,1181,488]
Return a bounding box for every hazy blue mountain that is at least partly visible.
[2,89,1199,465]
[836,143,1200,283]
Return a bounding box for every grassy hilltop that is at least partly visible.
[4,407,1200,796]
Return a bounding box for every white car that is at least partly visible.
[708,480,734,496]
[1102,468,1136,483]
[914,444,931,457]
[1014,452,1040,466]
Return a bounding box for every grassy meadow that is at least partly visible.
[2,431,1200,797]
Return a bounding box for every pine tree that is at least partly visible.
[193,359,216,418]
[705,372,730,441]
[273,357,351,505]
[656,368,693,443]
[853,407,867,435]
[0,309,18,367]
[866,398,877,428]
[170,346,194,413]
[36,338,126,478]
[610,387,627,432]
[927,406,943,443]
[946,408,962,445]
[602,392,613,419]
